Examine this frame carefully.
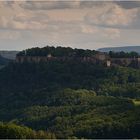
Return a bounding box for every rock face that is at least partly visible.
[16,52,111,67]
[16,56,140,67]
[16,56,53,63]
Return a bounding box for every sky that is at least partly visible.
[0,1,140,50]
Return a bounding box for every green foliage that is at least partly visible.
[0,122,56,139]
[133,99,140,106]
[17,46,97,57]
[109,51,139,58]
[16,96,137,139]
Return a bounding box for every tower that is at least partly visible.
[47,54,52,58]
[106,60,111,67]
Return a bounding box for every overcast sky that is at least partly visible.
[0,1,140,50]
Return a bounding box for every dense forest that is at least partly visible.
[17,46,140,58]
[109,51,140,58]
[17,46,97,57]
[0,46,140,138]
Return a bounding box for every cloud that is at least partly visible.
[19,1,81,10]
[13,12,49,23]
[0,30,21,40]
[85,3,139,29]
[0,1,50,30]
[0,5,49,30]
[1,1,139,31]
[81,25,98,34]
[103,28,120,39]
[115,1,140,9]
[0,1,139,50]
[80,23,120,39]
[17,1,140,11]
[80,1,140,10]
[0,15,49,30]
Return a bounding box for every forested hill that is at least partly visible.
[17,46,97,57]
[17,46,140,59]
[0,46,140,138]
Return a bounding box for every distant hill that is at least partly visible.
[98,46,140,53]
[0,51,19,60]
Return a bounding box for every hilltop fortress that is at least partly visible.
[16,52,112,67]
[15,47,140,68]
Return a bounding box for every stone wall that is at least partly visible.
[111,58,138,67]
[16,56,103,64]
[16,55,140,68]
[16,56,54,63]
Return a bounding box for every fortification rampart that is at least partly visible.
[16,54,140,68]
[16,56,100,63]
[110,58,140,67]
[16,56,54,63]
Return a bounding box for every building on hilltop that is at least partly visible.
[94,52,109,61]
[47,54,52,58]
[106,60,111,67]
[94,52,111,67]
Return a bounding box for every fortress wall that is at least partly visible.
[16,56,56,63]
[16,55,140,68]
[15,52,109,64]
[111,58,137,66]
[16,56,99,63]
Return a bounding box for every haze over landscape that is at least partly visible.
[0,1,140,50]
